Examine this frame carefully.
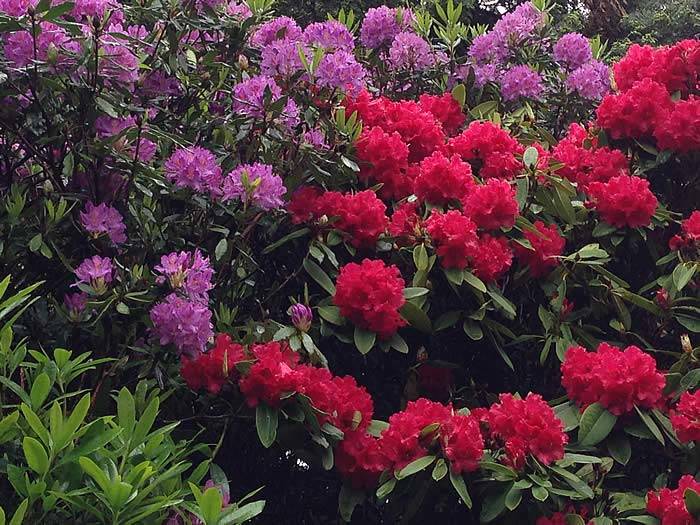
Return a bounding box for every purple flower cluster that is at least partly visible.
[0,0,36,16]
[222,163,286,210]
[74,255,114,294]
[80,202,127,245]
[97,26,140,88]
[232,75,300,129]
[150,293,213,357]
[4,22,79,70]
[359,6,414,49]
[155,250,214,302]
[303,20,354,52]
[164,146,222,195]
[249,16,302,48]
[72,0,114,19]
[303,128,329,150]
[388,31,435,71]
[64,292,88,321]
[315,50,367,95]
[553,33,593,70]
[500,65,544,101]
[565,59,611,100]
[226,0,252,19]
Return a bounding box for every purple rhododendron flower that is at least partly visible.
[226,0,252,19]
[388,32,435,71]
[232,75,300,129]
[566,59,611,100]
[222,163,286,211]
[500,65,544,101]
[468,33,507,66]
[289,303,312,332]
[360,6,414,49]
[164,146,222,195]
[303,128,329,149]
[314,50,367,95]
[471,63,499,88]
[249,16,302,48]
[72,0,114,19]
[80,202,127,245]
[155,250,215,302]
[260,38,307,78]
[0,0,36,16]
[303,20,355,52]
[553,33,593,70]
[64,292,88,320]
[74,255,113,293]
[492,2,543,45]
[4,23,80,70]
[149,293,213,357]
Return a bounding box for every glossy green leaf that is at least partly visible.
[256,404,278,448]
[395,455,435,479]
[449,469,472,508]
[30,373,51,409]
[578,403,617,446]
[23,436,49,474]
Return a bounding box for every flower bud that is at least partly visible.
[289,303,312,332]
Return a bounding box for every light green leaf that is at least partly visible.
[354,327,376,355]
[399,302,432,333]
[30,373,51,409]
[449,469,472,508]
[395,455,435,479]
[577,403,617,446]
[23,436,49,474]
[303,259,336,295]
[8,499,28,525]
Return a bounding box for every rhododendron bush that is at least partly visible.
[0,0,699,522]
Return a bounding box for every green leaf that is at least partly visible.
[338,484,364,523]
[635,407,664,445]
[451,83,466,107]
[20,404,50,447]
[0,411,19,444]
[523,147,539,169]
[552,184,576,224]
[395,455,435,479]
[256,404,278,448]
[400,302,432,333]
[79,457,111,493]
[463,272,486,293]
[444,268,463,285]
[376,478,396,499]
[55,393,90,451]
[28,234,42,253]
[488,288,516,319]
[577,403,617,446]
[30,373,51,409]
[684,489,700,517]
[117,387,136,437]
[449,469,472,508]
[215,239,228,261]
[403,287,429,299]
[505,485,522,511]
[200,487,223,525]
[8,499,28,525]
[387,333,408,354]
[532,486,548,501]
[261,228,310,254]
[220,501,265,524]
[673,263,696,292]
[317,305,344,325]
[23,436,49,474]
[462,320,483,341]
[303,259,336,295]
[432,459,448,481]
[592,222,617,237]
[607,433,631,465]
[353,326,376,355]
[413,244,429,271]
[131,396,158,449]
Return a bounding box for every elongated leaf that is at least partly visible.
[449,469,472,508]
[577,403,617,446]
[607,433,631,465]
[395,455,435,479]
[20,404,50,446]
[399,302,432,333]
[23,436,49,474]
[635,407,664,445]
[256,404,278,448]
[353,327,376,354]
[8,499,28,525]
[303,259,336,295]
[30,373,51,409]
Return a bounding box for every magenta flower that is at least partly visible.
[72,0,114,18]
[64,292,88,321]
[232,75,299,129]
[289,303,312,332]
[360,6,414,49]
[149,294,213,357]
[566,60,611,100]
[261,38,308,78]
[80,202,127,245]
[222,163,286,211]
[74,255,114,294]
[553,33,593,71]
[154,250,214,302]
[500,65,544,101]
[314,50,367,95]
[164,146,222,196]
[4,23,80,70]
[303,20,355,52]
[0,0,37,16]
[249,16,302,48]
[388,32,435,71]
[303,128,329,150]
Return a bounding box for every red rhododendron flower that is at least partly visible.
[180,334,245,394]
[418,93,465,136]
[462,179,519,231]
[326,190,388,248]
[654,97,700,153]
[485,393,568,469]
[335,430,388,489]
[381,99,446,163]
[388,201,422,245]
[470,234,513,282]
[238,341,299,407]
[596,78,673,140]
[288,186,326,224]
[586,175,657,228]
[414,151,475,205]
[614,41,699,94]
[333,259,406,338]
[647,475,700,525]
[342,89,387,128]
[440,412,484,474]
[670,391,700,443]
[535,513,568,525]
[447,120,524,179]
[513,221,566,277]
[670,210,700,250]
[561,343,665,415]
[425,210,479,269]
[356,127,413,199]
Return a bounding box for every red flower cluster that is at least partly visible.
[654,97,700,154]
[478,393,568,469]
[238,341,300,407]
[180,334,246,394]
[447,121,525,180]
[462,179,519,230]
[561,343,665,415]
[333,259,406,338]
[418,93,466,136]
[414,151,475,205]
[388,201,422,245]
[425,210,478,269]
[471,234,513,282]
[647,475,700,525]
[552,123,630,190]
[335,430,387,489]
[288,188,388,248]
[586,175,657,228]
[355,127,413,199]
[670,390,700,443]
[514,221,566,278]
[670,210,700,251]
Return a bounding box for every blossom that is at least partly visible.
[355,127,412,199]
[314,50,367,95]
[418,93,465,136]
[64,292,88,321]
[596,78,673,140]
[388,31,435,71]
[232,75,299,128]
[336,430,388,489]
[260,38,307,78]
[249,17,302,48]
[154,250,214,303]
[415,151,475,205]
[470,234,513,282]
[513,221,565,277]
[360,6,414,49]
[469,32,507,65]
[222,163,286,211]
[462,179,519,231]
[440,413,484,474]
[670,391,700,443]
[4,23,79,70]
[471,63,499,87]
[647,475,700,525]
[303,20,354,52]
[302,128,329,150]
[80,202,127,245]
[0,0,36,16]
[97,28,141,87]
[72,0,114,18]
[289,304,312,332]
[180,334,245,394]
[325,190,388,249]
[388,201,422,245]
[333,259,406,338]
[500,65,544,101]
[74,256,113,293]
[164,147,222,196]
[287,186,326,225]
[238,342,299,407]
[669,211,700,250]
[586,175,657,228]
[553,33,592,70]
[653,97,700,153]
[150,294,213,357]
[561,343,666,415]
[566,60,611,100]
[425,210,479,270]
[484,393,567,468]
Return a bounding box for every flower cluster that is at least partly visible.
[80,202,127,245]
[586,175,658,228]
[222,163,286,211]
[669,210,700,251]
[670,391,700,443]
[561,343,665,415]
[333,259,406,338]
[232,75,300,129]
[462,179,519,231]
[647,475,700,525]
[513,221,566,277]
[415,152,474,205]
[359,6,414,49]
[425,210,479,270]
[154,250,214,303]
[74,255,114,294]
[164,147,223,196]
[149,293,214,357]
[180,334,245,394]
